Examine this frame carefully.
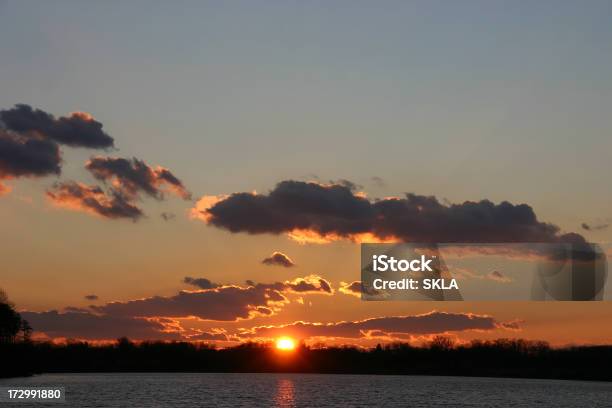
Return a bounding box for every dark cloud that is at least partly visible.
[582,222,609,231]
[86,156,191,201]
[0,105,189,219]
[84,294,99,301]
[194,180,584,244]
[0,131,62,177]
[499,319,522,330]
[21,310,182,341]
[0,105,114,195]
[187,329,229,341]
[89,287,270,321]
[332,179,362,192]
[253,275,333,295]
[0,104,114,149]
[47,181,143,220]
[339,281,381,297]
[22,310,231,342]
[0,130,62,192]
[183,277,219,290]
[89,276,331,322]
[240,311,517,340]
[47,156,190,220]
[261,251,295,268]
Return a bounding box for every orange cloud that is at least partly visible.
[46,181,143,220]
[190,194,229,222]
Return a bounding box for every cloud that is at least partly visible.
[0,105,190,219]
[339,281,381,297]
[498,319,522,331]
[252,275,333,294]
[183,277,219,290]
[0,105,113,195]
[287,276,332,293]
[47,157,190,220]
[332,179,362,192]
[89,275,331,322]
[193,180,584,244]
[582,222,609,231]
[186,329,229,341]
[261,251,295,268]
[22,310,234,342]
[240,311,518,340]
[190,195,229,223]
[84,294,99,301]
[0,104,114,149]
[86,156,191,200]
[89,287,282,321]
[46,181,143,220]
[0,130,61,191]
[21,310,182,341]
[21,276,333,340]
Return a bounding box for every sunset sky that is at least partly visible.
[1,1,612,346]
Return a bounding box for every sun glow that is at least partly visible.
[276,337,296,351]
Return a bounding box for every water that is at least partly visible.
[1,373,611,407]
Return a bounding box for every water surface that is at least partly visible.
[1,373,611,407]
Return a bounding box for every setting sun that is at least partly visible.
[276,337,296,351]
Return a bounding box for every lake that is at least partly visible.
[1,373,611,407]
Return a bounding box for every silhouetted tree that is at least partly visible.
[0,289,31,344]
[429,335,454,351]
[20,320,32,342]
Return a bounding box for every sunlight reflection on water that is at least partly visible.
[274,378,295,408]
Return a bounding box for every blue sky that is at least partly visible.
[2,1,611,216]
[1,1,611,344]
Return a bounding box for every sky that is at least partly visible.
[1,1,612,346]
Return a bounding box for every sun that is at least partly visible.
[276,337,296,351]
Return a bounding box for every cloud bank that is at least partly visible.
[23,276,333,341]
[21,310,181,341]
[240,311,518,340]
